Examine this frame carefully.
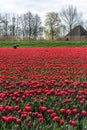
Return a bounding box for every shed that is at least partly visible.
[65,25,87,41]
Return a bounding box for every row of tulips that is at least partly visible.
[0,48,87,129]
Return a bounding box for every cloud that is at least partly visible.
[0,0,87,22]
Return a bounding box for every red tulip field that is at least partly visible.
[0,48,87,130]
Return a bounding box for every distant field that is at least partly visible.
[0,40,87,47]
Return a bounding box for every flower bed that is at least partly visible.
[0,48,87,129]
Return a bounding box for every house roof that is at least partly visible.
[66,25,87,36]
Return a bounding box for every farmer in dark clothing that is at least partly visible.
[13,44,19,49]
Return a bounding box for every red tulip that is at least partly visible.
[73,109,78,115]
[5,106,13,112]
[60,120,65,125]
[64,99,71,103]
[47,109,54,114]
[52,116,59,122]
[82,111,87,116]
[51,113,57,118]
[39,106,47,112]
[70,120,77,126]
[66,109,72,115]
[14,105,20,111]
[28,121,32,128]
[16,119,21,124]
[80,100,85,105]
[39,117,44,123]
[60,108,66,114]
[0,105,4,112]
[25,106,32,112]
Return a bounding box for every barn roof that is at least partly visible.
[66,25,87,36]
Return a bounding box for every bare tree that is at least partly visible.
[9,14,16,40]
[0,14,5,37]
[0,11,42,41]
[19,14,26,39]
[0,14,10,39]
[21,12,33,40]
[60,5,83,35]
[12,15,16,37]
[19,12,42,40]
[25,12,33,40]
[15,15,21,38]
[3,14,9,36]
[33,14,42,39]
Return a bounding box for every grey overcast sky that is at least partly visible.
[0,0,87,22]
